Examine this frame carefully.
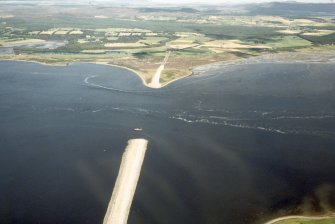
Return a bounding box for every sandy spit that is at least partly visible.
[148,64,164,88]
[264,213,335,224]
[103,139,148,224]
[148,51,170,89]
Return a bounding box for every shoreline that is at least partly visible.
[192,50,335,74]
[1,50,334,90]
[88,61,150,89]
[0,59,151,88]
[103,139,148,224]
[0,58,193,89]
[264,213,335,224]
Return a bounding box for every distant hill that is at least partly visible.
[245,2,335,16]
[139,7,199,13]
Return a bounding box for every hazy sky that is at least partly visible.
[97,0,334,4]
[20,0,333,2]
[5,0,333,4]
[147,0,332,3]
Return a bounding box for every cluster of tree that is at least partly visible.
[299,33,335,45]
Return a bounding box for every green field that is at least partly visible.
[267,36,312,49]
[1,4,335,85]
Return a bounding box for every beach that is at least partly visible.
[103,139,149,224]
[264,214,335,224]
[148,51,171,88]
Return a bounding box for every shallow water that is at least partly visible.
[2,40,68,49]
[0,47,14,54]
[0,60,334,224]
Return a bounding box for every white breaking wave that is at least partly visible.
[92,109,103,113]
[84,75,154,93]
[169,116,287,134]
[171,117,195,123]
[170,114,335,137]
[269,115,335,120]
[209,115,251,121]
[84,75,135,93]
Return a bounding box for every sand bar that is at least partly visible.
[103,139,148,224]
[148,50,170,88]
[148,64,164,88]
[264,214,335,224]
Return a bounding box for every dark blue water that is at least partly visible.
[0,60,335,224]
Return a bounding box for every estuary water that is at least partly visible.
[0,60,335,224]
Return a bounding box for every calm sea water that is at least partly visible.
[0,60,334,224]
